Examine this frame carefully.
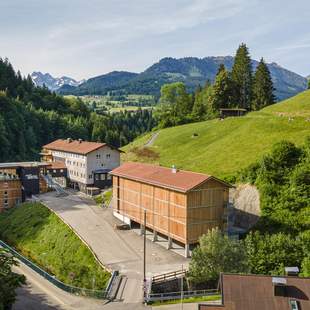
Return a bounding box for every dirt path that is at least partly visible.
[144,132,159,147]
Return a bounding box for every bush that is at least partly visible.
[188,228,249,285]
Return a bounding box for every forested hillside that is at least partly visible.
[58,55,307,101]
[0,58,155,162]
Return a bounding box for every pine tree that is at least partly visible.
[252,58,275,110]
[231,43,253,110]
[209,65,233,111]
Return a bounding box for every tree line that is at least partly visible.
[0,58,156,162]
[155,43,275,128]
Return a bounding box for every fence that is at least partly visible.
[0,240,117,299]
[146,288,219,302]
[152,269,187,284]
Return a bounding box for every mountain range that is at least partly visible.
[35,56,308,101]
[31,72,85,91]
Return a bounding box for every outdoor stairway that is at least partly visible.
[42,174,68,197]
[108,275,126,301]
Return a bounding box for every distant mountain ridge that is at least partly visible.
[31,71,85,91]
[56,56,308,101]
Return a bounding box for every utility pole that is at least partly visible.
[181,264,184,310]
[143,209,146,300]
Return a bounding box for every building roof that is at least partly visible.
[0,162,50,169]
[199,273,310,310]
[43,139,109,155]
[110,162,232,193]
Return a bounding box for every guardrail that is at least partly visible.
[146,288,219,302]
[152,269,187,284]
[0,240,113,299]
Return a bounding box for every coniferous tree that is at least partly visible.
[231,43,253,110]
[308,79,310,89]
[252,58,275,110]
[209,65,233,111]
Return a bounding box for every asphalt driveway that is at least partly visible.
[38,191,189,304]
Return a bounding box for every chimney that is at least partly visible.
[78,138,83,144]
[171,165,177,174]
[67,138,72,143]
[285,267,299,276]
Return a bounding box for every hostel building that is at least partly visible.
[41,138,121,194]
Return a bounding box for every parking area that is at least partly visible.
[38,190,189,303]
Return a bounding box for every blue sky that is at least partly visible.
[1,0,309,80]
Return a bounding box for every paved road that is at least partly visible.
[13,260,107,310]
[38,191,189,304]
[13,255,214,310]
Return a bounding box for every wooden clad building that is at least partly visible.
[0,176,22,212]
[111,162,232,257]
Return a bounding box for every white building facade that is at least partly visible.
[42,139,121,193]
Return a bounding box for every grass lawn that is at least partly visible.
[122,90,310,179]
[151,294,221,306]
[0,202,110,290]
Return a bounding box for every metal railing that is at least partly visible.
[152,269,187,284]
[0,240,115,299]
[146,288,219,302]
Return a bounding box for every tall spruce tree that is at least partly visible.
[209,64,233,111]
[252,58,275,110]
[231,43,253,110]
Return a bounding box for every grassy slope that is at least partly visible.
[122,90,310,178]
[0,202,110,290]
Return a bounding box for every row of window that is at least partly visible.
[94,174,112,181]
[53,151,86,159]
[96,154,111,159]
[67,160,86,168]
[69,170,86,179]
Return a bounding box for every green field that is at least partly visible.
[122,90,310,179]
[67,94,156,113]
[0,202,110,290]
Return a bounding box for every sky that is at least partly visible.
[0,0,309,80]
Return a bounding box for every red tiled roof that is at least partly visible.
[43,139,107,155]
[110,162,231,193]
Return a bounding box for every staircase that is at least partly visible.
[42,174,68,197]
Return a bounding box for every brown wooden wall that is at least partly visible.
[113,176,229,245]
[187,179,229,243]
[0,179,22,212]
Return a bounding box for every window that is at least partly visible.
[89,174,92,179]
[100,174,105,181]
[107,174,111,180]
[96,154,101,159]
[4,199,8,204]
[106,154,111,159]
[4,191,7,195]
[95,174,100,181]
[60,169,63,173]
[289,300,299,310]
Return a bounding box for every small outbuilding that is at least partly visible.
[219,108,247,118]
[110,162,232,257]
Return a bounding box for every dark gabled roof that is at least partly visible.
[199,273,310,310]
